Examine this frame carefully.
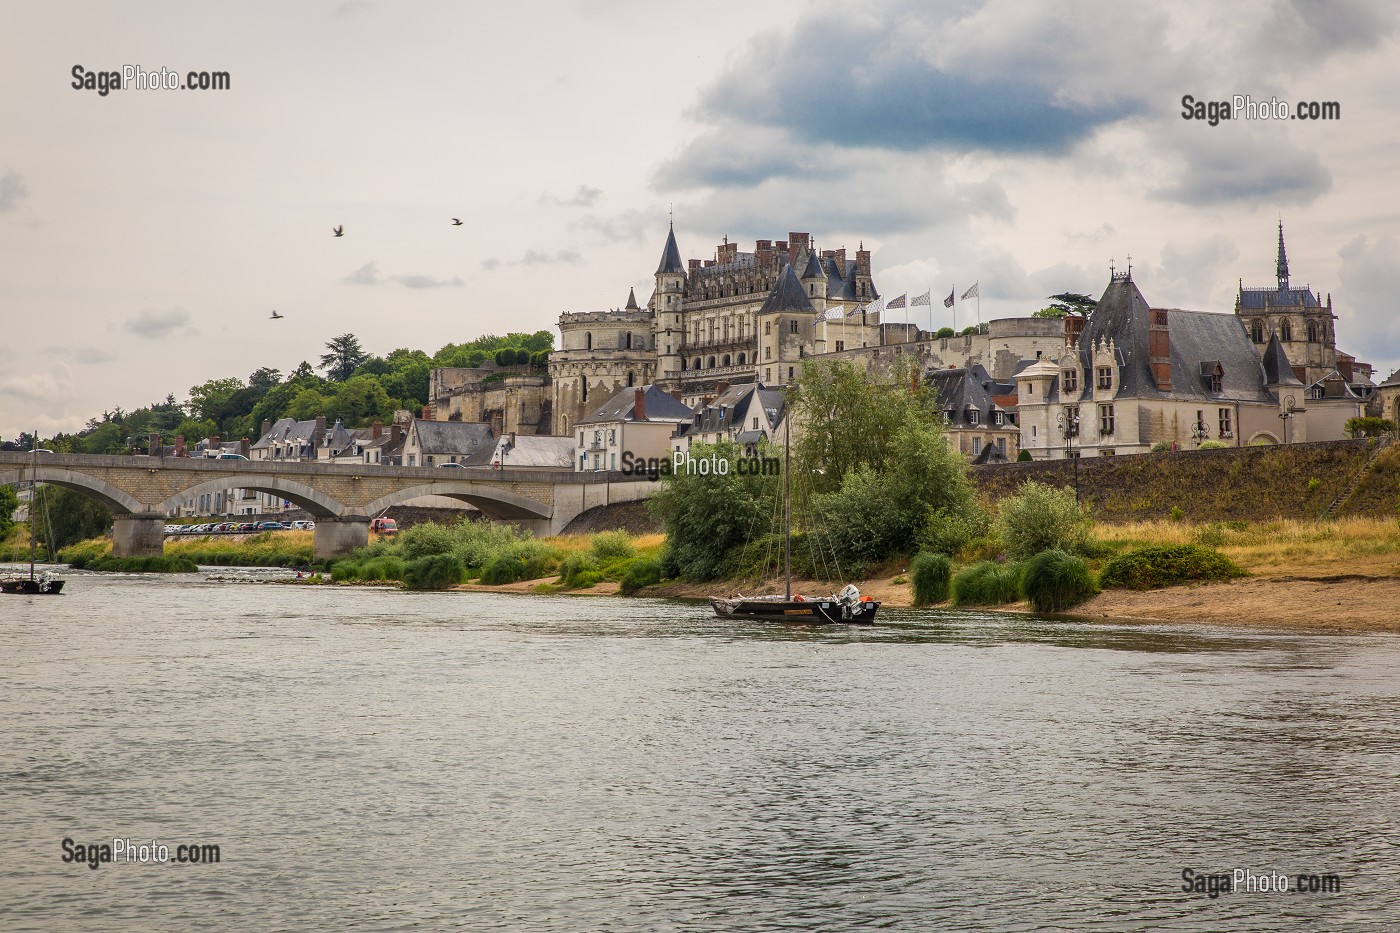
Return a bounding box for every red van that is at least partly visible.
[370,517,398,535]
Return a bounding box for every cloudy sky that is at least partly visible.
[4,0,1399,440]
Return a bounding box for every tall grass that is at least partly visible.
[950,561,1022,607]
[1019,549,1097,612]
[910,551,952,606]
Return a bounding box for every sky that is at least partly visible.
[4,0,1400,441]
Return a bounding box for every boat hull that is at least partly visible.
[711,596,879,625]
[1,578,64,594]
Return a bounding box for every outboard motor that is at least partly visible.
[838,584,862,619]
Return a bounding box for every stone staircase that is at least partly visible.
[1326,436,1393,516]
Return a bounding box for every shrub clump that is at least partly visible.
[950,560,1022,607]
[996,481,1091,560]
[1019,549,1097,613]
[589,530,635,561]
[404,554,465,590]
[67,554,198,573]
[919,506,989,556]
[1098,544,1245,591]
[618,557,663,595]
[559,552,604,589]
[910,551,952,607]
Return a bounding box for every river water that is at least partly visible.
[1,566,1397,931]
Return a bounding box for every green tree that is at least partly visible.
[328,375,395,425]
[1344,417,1396,438]
[186,377,246,422]
[0,484,18,538]
[320,334,370,382]
[649,441,780,581]
[33,486,114,550]
[248,367,282,391]
[1034,292,1098,319]
[996,480,1092,560]
[286,387,330,421]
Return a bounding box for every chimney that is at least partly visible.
[1338,354,1355,382]
[689,258,702,273]
[1148,308,1172,390]
[239,438,251,458]
[147,432,160,457]
[715,380,730,396]
[633,387,646,421]
[855,246,871,276]
[210,435,220,457]
[787,232,810,264]
[421,404,432,420]
[1064,313,1086,346]
[314,416,326,445]
[390,424,403,444]
[833,248,846,274]
[175,435,187,457]
[670,389,683,403]
[508,431,516,448]
[261,419,271,438]
[372,420,383,439]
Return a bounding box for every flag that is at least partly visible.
[864,297,886,316]
[911,290,931,307]
[961,282,979,300]
[822,307,845,321]
[846,304,865,318]
[943,289,955,308]
[886,293,907,310]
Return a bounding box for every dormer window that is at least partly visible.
[968,410,979,426]
[1063,369,1078,392]
[1097,367,1113,390]
[1209,373,1222,392]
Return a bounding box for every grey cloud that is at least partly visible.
[0,171,29,212]
[1151,135,1331,205]
[53,347,118,364]
[344,261,380,285]
[332,0,371,17]
[124,308,195,339]
[1337,233,1400,371]
[391,273,465,289]
[1258,0,1398,56]
[480,249,583,271]
[540,185,603,207]
[571,208,654,244]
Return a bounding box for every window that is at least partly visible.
[1251,320,1264,343]
[835,340,844,352]
[593,431,602,447]
[626,372,635,387]
[789,320,799,334]
[788,367,794,382]
[996,438,1006,455]
[625,332,633,349]
[1155,312,1168,327]
[1280,319,1293,342]
[972,438,983,455]
[992,411,1004,426]
[1209,372,1222,393]
[1219,408,1233,437]
[584,332,592,350]
[1025,382,1034,397]
[1063,369,1078,392]
[408,454,416,466]
[765,346,772,360]
[1099,404,1115,434]
[765,368,772,382]
[1097,367,1113,390]
[765,321,772,335]
[968,410,979,426]
[610,453,616,470]
[607,429,616,445]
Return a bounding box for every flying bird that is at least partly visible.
[332,225,344,237]
[451,218,463,226]
[270,310,283,319]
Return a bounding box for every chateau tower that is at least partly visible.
[1235,221,1337,385]
[653,223,687,383]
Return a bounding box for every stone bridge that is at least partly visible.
[0,452,654,557]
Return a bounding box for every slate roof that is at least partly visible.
[411,420,496,465]
[1237,287,1322,310]
[577,384,693,425]
[1261,332,1303,387]
[494,435,576,468]
[801,250,824,280]
[656,224,685,275]
[758,264,816,315]
[674,383,786,439]
[1075,274,1275,403]
[253,417,322,450]
[927,363,1016,425]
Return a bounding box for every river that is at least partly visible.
[2,566,1397,931]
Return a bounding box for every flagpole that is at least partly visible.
[952,286,957,331]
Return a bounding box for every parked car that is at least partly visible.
[236,523,257,533]
[291,520,316,531]
[218,453,248,460]
[438,462,467,468]
[370,517,398,535]
[256,521,286,531]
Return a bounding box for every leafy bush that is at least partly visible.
[1150,441,1170,452]
[995,481,1091,560]
[480,552,526,585]
[910,551,952,606]
[67,553,198,573]
[359,555,406,581]
[404,553,465,590]
[1170,506,1185,522]
[1345,416,1396,438]
[1198,440,1227,450]
[1016,449,1032,462]
[1098,544,1245,590]
[919,505,989,556]
[559,552,601,588]
[397,522,458,560]
[590,530,636,560]
[618,557,662,595]
[330,559,362,582]
[1019,549,1096,612]
[950,560,1022,607]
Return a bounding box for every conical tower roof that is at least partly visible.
[801,249,823,280]
[759,264,816,315]
[656,223,684,275]
[1261,331,1302,386]
[625,287,639,311]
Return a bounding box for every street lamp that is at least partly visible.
[1191,419,1210,447]
[1058,408,1080,503]
[1278,395,1297,445]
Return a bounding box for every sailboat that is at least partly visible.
[1,435,65,595]
[709,410,878,624]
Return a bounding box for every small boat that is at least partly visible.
[709,409,879,625]
[2,436,65,595]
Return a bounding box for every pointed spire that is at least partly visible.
[625,287,639,311]
[1276,220,1290,290]
[758,264,816,315]
[1261,331,1302,386]
[656,222,684,276]
[801,248,823,280]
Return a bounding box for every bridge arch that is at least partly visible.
[0,467,145,514]
[155,477,346,518]
[364,482,551,522]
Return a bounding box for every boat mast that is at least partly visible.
[784,406,791,600]
[29,430,37,582]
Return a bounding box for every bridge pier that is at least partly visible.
[112,513,167,557]
[314,517,369,559]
